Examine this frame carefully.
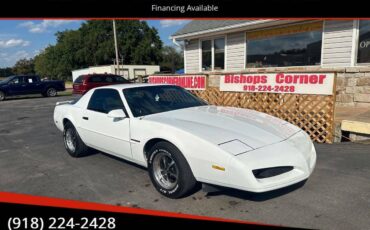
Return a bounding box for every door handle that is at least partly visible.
[82,117,89,120]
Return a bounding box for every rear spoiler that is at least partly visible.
[56,100,73,106]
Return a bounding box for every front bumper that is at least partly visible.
[226,131,316,193]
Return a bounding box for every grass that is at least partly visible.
[59,89,73,96]
[65,81,73,88]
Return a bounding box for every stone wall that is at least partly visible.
[336,69,370,107]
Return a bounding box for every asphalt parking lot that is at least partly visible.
[0,95,369,229]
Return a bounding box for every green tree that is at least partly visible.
[160,46,183,73]
[34,20,163,80]
[0,67,14,78]
[12,58,35,75]
[34,46,62,80]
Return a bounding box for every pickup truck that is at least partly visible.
[0,75,65,101]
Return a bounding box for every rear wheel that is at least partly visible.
[46,87,57,97]
[0,91,5,101]
[148,141,197,199]
[63,122,89,157]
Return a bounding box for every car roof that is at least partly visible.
[97,83,170,90]
[11,75,38,77]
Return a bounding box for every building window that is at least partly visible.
[246,22,323,68]
[201,40,212,71]
[214,38,225,70]
[357,20,370,64]
[201,38,225,71]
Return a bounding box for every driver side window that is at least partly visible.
[87,89,125,114]
[10,77,22,84]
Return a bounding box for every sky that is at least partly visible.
[0,19,190,68]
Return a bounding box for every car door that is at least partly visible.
[79,88,132,159]
[24,76,41,94]
[8,76,26,95]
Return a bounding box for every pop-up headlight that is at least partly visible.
[219,139,254,156]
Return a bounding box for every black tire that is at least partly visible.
[148,141,197,199]
[63,122,89,157]
[0,91,5,101]
[46,87,57,97]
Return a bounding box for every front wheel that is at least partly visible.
[148,142,197,199]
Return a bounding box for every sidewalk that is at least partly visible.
[335,106,370,123]
[334,106,370,141]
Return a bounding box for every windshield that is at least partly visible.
[123,85,207,117]
[1,76,14,83]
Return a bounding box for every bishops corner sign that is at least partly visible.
[219,73,335,95]
[148,75,207,90]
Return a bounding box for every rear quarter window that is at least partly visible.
[114,76,130,83]
[105,76,114,83]
[74,76,85,84]
[25,76,38,83]
[87,89,125,114]
[88,76,103,83]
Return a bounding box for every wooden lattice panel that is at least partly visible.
[192,88,335,143]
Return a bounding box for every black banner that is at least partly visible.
[1,0,369,18]
[0,192,296,229]
[0,202,292,229]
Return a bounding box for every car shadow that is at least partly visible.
[95,151,148,171]
[84,149,307,201]
[204,180,308,201]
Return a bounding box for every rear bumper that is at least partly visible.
[72,89,86,95]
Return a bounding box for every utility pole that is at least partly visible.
[113,20,120,75]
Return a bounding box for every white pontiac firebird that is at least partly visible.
[53,84,316,198]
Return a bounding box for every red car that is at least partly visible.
[73,74,130,95]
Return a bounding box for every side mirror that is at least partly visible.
[107,109,126,120]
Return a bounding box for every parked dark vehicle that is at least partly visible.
[0,75,65,101]
[73,74,130,95]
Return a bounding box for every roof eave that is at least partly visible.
[171,19,311,41]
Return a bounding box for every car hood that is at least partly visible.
[143,106,302,149]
